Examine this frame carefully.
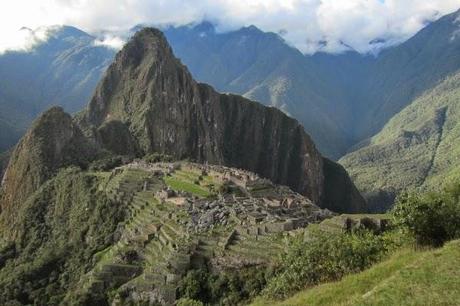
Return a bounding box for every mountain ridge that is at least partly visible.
[0,26,116,151]
[1,27,365,242]
[165,9,460,158]
[340,71,460,211]
[2,10,460,160]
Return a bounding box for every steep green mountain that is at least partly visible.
[341,72,460,212]
[0,26,115,151]
[78,28,365,212]
[0,28,365,304]
[355,8,460,140]
[0,107,95,235]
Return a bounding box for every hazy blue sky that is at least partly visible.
[1,0,459,54]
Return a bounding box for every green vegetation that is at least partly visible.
[341,71,460,211]
[177,298,204,306]
[254,179,460,305]
[163,168,216,198]
[253,240,460,306]
[89,154,125,171]
[164,176,211,198]
[392,183,460,247]
[1,159,459,305]
[0,167,127,305]
[143,152,175,163]
[177,266,272,305]
[262,228,404,300]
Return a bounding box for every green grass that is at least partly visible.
[252,240,460,306]
[164,176,211,198]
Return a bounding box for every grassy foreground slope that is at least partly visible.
[252,239,460,306]
[341,72,460,211]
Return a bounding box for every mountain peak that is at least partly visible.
[51,25,93,39]
[86,27,182,126]
[240,25,263,35]
[1,105,96,234]
[132,27,166,42]
[192,21,216,33]
[81,27,366,212]
[119,27,174,63]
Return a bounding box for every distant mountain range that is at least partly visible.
[0,26,115,151]
[164,9,460,159]
[1,9,460,209]
[1,9,459,160]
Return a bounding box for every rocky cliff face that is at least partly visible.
[79,28,365,211]
[0,107,95,234]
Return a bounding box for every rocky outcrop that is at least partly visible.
[0,107,95,232]
[79,28,365,211]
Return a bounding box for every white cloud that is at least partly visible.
[94,35,126,49]
[0,0,459,54]
[0,26,53,54]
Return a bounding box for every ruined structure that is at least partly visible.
[73,161,333,304]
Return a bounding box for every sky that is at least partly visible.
[0,0,460,54]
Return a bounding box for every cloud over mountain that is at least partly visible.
[0,0,459,54]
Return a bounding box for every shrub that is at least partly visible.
[177,267,271,305]
[392,184,460,247]
[177,298,204,306]
[178,270,208,301]
[263,228,392,299]
[143,153,174,163]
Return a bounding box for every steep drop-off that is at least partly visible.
[79,28,365,212]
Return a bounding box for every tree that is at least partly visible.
[392,184,460,247]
